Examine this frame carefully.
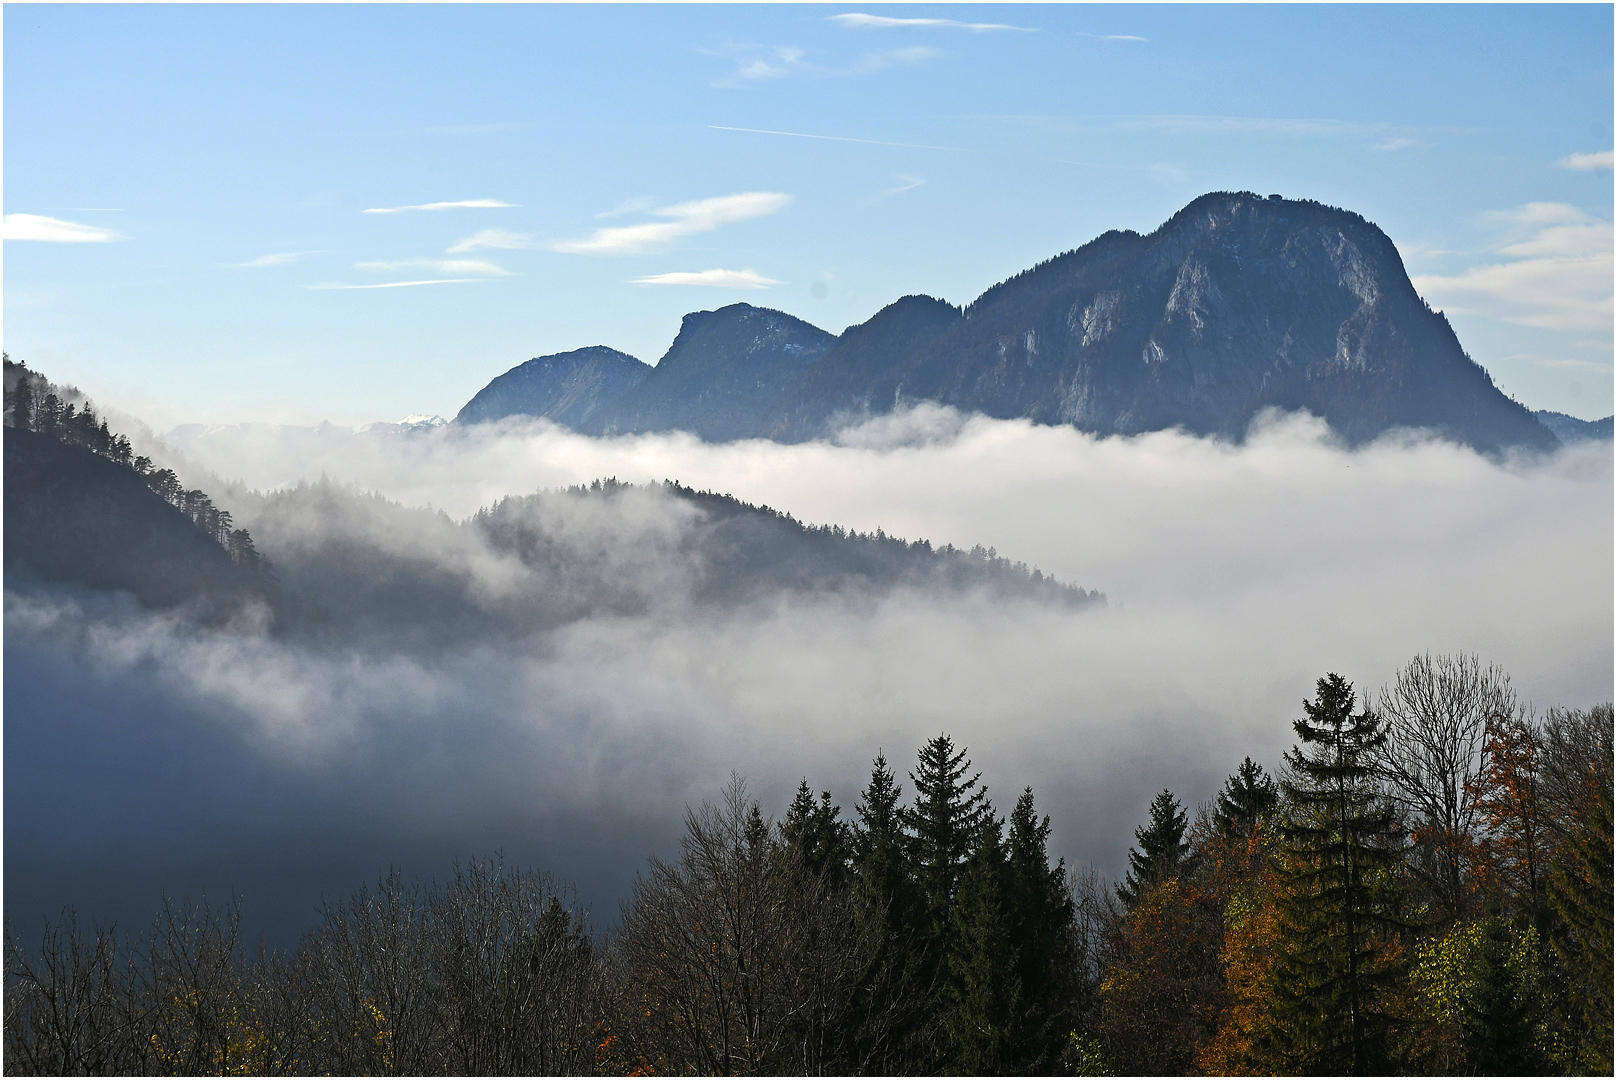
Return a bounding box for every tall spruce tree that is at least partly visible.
[944,815,1019,1075]
[1004,788,1082,1072]
[852,754,909,915]
[1215,757,1279,839]
[902,735,990,931]
[848,753,928,1073]
[1117,789,1189,906]
[1269,673,1408,1075]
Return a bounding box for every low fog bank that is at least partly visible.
[228,477,1094,654]
[7,409,1611,943]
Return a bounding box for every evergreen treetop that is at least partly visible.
[1118,789,1189,906]
[781,780,851,884]
[1270,673,1408,1075]
[901,734,991,922]
[1216,757,1279,839]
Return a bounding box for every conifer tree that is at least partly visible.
[1004,787,1082,1071]
[1117,789,1189,906]
[8,371,36,430]
[902,735,990,930]
[781,780,850,884]
[1215,757,1278,839]
[1541,705,1613,1074]
[1269,673,1407,1075]
[945,815,1018,1074]
[1462,907,1551,1074]
[847,753,928,1073]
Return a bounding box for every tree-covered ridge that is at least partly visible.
[6,656,1610,1076]
[475,477,1103,609]
[227,474,1098,652]
[3,357,265,572]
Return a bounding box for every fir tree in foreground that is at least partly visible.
[1269,673,1408,1075]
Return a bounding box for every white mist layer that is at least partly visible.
[17,408,1612,885]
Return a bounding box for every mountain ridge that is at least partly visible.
[459,192,1576,454]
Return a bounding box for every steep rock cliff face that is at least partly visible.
[888,192,1553,451]
[458,193,1560,453]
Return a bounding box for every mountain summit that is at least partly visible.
[460,192,1561,453]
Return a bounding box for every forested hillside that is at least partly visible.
[3,358,270,615]
[6,658,1610,1075]
[4,358,1098,648]
[228,475,1099,651]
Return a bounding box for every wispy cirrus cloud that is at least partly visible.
[596,196,659,219]
[355,258,513,276]
[230,251,314,268]
[707,41,938,87]
[829,13,1036,33]
[1375,136,1416,152]
[3,213,122,242]
[361,199,517,214]
[1117,114,1384,138]
[1530,356,1612,372]
[710,125,967,153]
[553,192,791,255]
[866,174,927,203]
[630,268,781,289]
[1557,149,1614,172]
[1412,203,1614,333]
[447,228,536,254]
[307,279,485,290]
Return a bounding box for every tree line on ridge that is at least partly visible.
[4,357,266,572]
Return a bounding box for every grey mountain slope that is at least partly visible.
[459,192,1561,453]
[4,425,265,615]
[455,345,648,427]
[769,294,964,439]
[587,304,837,441]
[1534,410,1613,444]
[942,192,1556,452]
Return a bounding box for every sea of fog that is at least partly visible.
[6,406,1612,945]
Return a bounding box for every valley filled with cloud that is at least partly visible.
[8,408,1609,941]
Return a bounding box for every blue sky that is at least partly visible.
[5,3,1612,427]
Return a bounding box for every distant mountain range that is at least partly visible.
[458,191,1605,454]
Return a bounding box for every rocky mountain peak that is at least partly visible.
[457,193,1568,453]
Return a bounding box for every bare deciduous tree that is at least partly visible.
[4,911,143,1075]
[609,774,875,1075]
[1375,652,1518,920]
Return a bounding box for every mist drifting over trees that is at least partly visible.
[7,689,1612,1074]
[4,356,1611,1075]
